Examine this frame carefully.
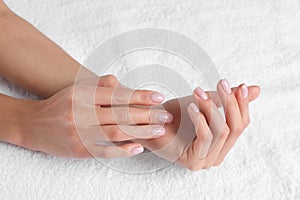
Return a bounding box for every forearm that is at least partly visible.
[0,3,96,98]
[0,93,30,146]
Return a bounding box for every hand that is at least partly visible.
[134,80,260,170]
[20,75,173,158]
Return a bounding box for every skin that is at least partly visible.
[135,83,260,170]
[0,1,172,158]
[0,1,260,170]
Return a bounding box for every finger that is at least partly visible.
[90,143,145,158]
[81,125,166,142]
[201,122,229,168]
[78,74,120,87]
[193,87,225,151]
[94,86,165,106]
[208,85,260,108]
[216,79,242,130]
[236,84,250,123]
[214,84,250,165]
[187,103,213,159]
[98,74,120,87]
[193,87,230,168]
[96,107,173,125]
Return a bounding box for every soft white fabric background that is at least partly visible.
[1,0,300,199]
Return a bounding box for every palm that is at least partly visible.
[135,96,197,162]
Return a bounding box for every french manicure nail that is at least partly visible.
[152,127,165,136]
[195,87,208,100]
[241,84,248,99]
[150,93,165,103]
[131,146,144,155]
[188,103,199,113]
[159,112,173,123]
[221,79,231,94]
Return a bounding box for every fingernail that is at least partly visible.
[159,112,173,123]
[241,84,248,99]
[188,103,199,113]
[150,93,165,103]
[152,127,165,136]
[221,79,231,94]
[195,87,208,100]
[131,146,144,155]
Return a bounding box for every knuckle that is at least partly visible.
[147,109,154,123]
[221,124,230,137]
[68,141,87,158]
[224,123,230,132]
[199,129,212,142]
[115,108,130,123]
[213,159,224,166]
[245,118,250,126]
[110,128,123,141]
[113,89,128,103]
[106,74,118,84]
[202,165,211,169]
[187,164,202,171]
[204,99,214,109]
[138,91,150,103]
[231,125,244,135]
[205,131,213,142]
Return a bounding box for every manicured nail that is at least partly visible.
[188,103,199,113]
[150,93,165,103]
[159,112,173,123]
[241,84,248,99]
[152,127,165,136]
[131,146,144,155]
[221,79,231,94]
[195,87,208,100]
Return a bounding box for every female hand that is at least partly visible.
[20,75,173,158]
[134,80,260,170]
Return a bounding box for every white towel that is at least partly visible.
[1,0,300,199]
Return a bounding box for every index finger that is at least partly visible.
[94,86,165,106]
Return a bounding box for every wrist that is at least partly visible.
[0,94,34,147]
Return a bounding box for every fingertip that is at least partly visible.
[216,79,233,103]
[241,83,249,99]
[194,87,209,101]
[150,92,165,103]
[252,85,261,95]
[151,126,166,137]
[159,111,173,123]
[248,85,261,101]
[220,79,232,94]
[235,84,248,102]
[130,144,144,155]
